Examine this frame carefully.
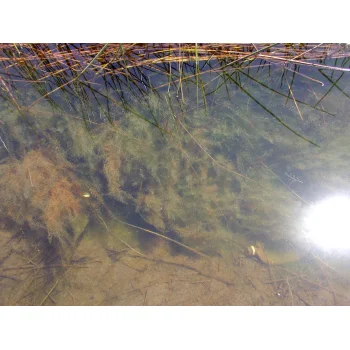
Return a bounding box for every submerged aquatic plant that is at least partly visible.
[0,43,350,259]
[0,149,90,249]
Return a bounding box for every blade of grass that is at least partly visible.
[316,70,349,106]
[28,43,110,109]
[285,74,304,120]
[232,69,335,116]
[223,72,320,147]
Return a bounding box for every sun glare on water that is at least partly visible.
[304,195,350,252]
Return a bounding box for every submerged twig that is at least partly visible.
[116,220,210,260]
[94,203,210,260]
[1,263,92,271]
[0,135,9,153]
[40,267,71,306]
[285,277,294,305]
[285,75,303,120]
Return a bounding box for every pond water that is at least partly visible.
[1,44,350,305]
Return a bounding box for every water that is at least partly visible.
[1,44,350,305]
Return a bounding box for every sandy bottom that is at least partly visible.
[1,226,350,306]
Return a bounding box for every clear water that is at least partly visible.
[1,46,350,305]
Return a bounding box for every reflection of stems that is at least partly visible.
[28,43,110,109]
[237,69,334,116]
[223,73,319,147]
[0,75,21,111]
[314,72,345,108]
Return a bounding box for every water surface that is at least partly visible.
[1,44,350,305]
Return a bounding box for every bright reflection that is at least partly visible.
[304,195,350,251]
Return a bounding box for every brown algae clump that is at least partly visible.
[0,149,90,248]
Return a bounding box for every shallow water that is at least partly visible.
[1,45,350,305]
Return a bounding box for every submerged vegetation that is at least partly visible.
[1,43,350,305]
[0,149,90,251]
